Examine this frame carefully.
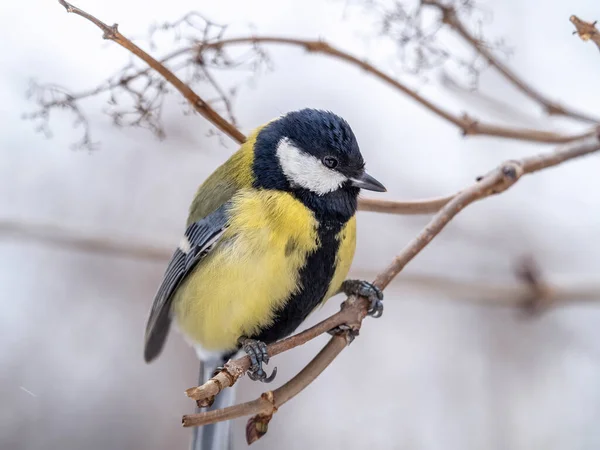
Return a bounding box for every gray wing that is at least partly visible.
[144,203,229,363]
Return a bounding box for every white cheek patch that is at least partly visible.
[276,138,347,195]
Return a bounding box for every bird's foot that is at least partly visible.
[341,279,384,318]
[239,338,277,383]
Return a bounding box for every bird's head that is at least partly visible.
[252,109,386,204]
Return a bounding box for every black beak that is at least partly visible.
[349,171,387,192]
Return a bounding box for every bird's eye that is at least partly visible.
[322,156,339,169]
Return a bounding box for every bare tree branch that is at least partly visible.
[372,133,600,289]
[55,0,560,216]
[199,37,593,144]
[397,272,600,308]
[58,0,245,144]
[358,193,453,214]
[183,334,349,444]
[182,131,600,442]
[440,71,553,129]
[422,0,600,124]
[514,255,554,314]
[39,7,594,147]
[0,219,170,261]
[571,15,600,53]
[5,220,600,311]
[183,297,367,407]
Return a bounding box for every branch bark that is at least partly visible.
[0,219,170,261]
[58,0,245,144]
[183,297,367,407]
[397,272,600,308]
[373,133,600,289]
[5,220,600,309]
[183,334,349,444]
[53,0,488,217]
[422,0,600,124]
[199,37,593,144]
[358,194,453,214]
[49,11,594,145]
[570,15,600,53]
[182,131,600,442]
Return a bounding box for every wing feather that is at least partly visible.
[144,203,229,362]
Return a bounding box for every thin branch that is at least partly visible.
[440,71,552,129]
[53,1,467,215]
[185,335,349,444]
[373,132,600,289]
[0,219,170,261]
[57,48,192,105]
[4,219,600,309]
[182,131,600,441]
[199,37,593,144]
[24,81,99,150]
[355,0,509,86]
[184,297,367,407]
[397,272,600,308]
[195,63,239,128]
[422,0,600,124]
[38,17,593,147]
[58,0,245,144]
[515,255,553,314]
[570,15,600,53]
[358,194,453,214]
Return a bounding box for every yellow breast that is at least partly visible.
[172,189,321,351]
[325,215,356,300]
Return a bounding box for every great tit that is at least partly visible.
[143,108,385,446]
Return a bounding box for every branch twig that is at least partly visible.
[182,131,600,442]
[422,0,600,124]
[45,13,593,145]
[0,219,170,261]
[358,194,453,214]
[183,297,367,407]
[184,334,349,445]
[199,37,593,144]
[440,71,550,129]
[5,220,600,309]
[515,255,553,314]
[397,272,600,308]
[58,0,245,143]
[52,1,486,216]
[570,15,600,53]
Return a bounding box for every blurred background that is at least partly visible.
[1,0,600,449]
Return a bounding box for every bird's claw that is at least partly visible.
[342,279,384,318]
[241,338,277,383]
[368,298,384,318]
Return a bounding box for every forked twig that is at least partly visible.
[422,0,600,124]
[570,15,600,53]
[199,37,594,144]
[58,0,245,143]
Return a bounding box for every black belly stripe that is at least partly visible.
[251,220,343,344]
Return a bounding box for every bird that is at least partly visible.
[143,108,386,449]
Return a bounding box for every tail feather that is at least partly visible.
[191,357,236,450]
